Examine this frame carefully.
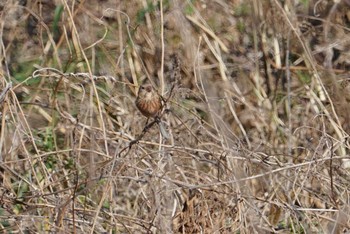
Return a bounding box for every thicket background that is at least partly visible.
[0,0,349,233]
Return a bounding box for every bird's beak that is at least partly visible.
[146,86,152,92]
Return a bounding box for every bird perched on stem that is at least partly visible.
[135,82,169,139]
[135,82,162,118]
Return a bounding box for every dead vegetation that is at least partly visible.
[0,0,349,233]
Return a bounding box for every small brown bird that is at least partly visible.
[135,82,162,118]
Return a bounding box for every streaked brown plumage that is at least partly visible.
[135,83,162,118]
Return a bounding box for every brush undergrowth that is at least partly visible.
[0,0,349,233]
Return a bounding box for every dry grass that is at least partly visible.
[0,0,350,233]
